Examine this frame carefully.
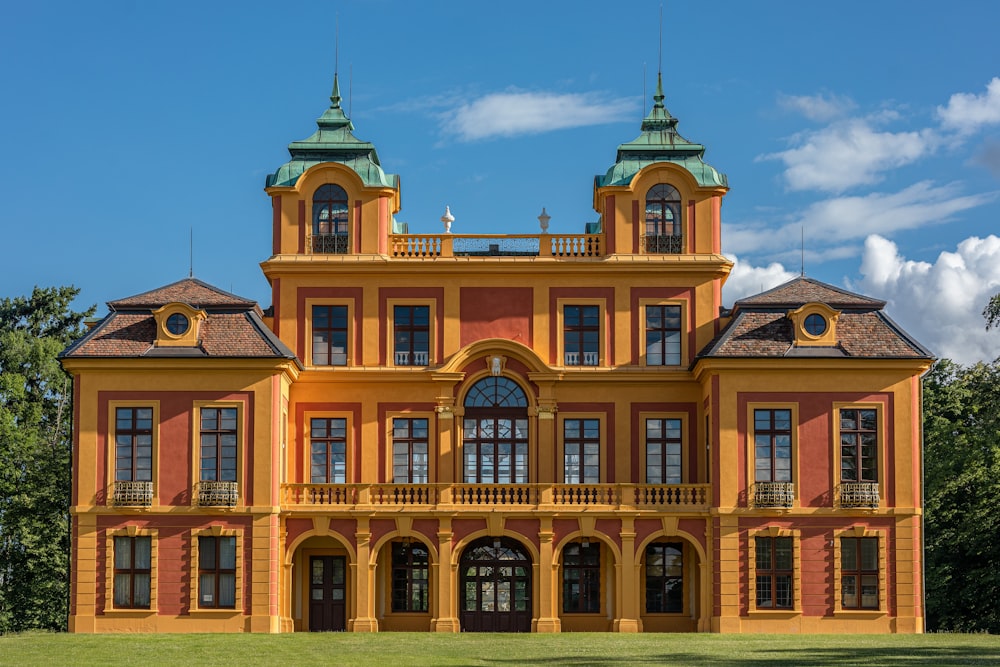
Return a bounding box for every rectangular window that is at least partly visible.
[840,409,878,482]
[393,305,430,366]
[646,418,682,484]
[645,542,683,613]
[841,537,879,610]
[645,305,681,366]
[198,536,237,609]
[563,305,599,366]
[312,305,348,366]
[563,542,601,613]
[391,541,429,612]
[462,417,529,483]
[113,536,151,609]
[200,407,237,482]
[311,417,347,484]
[115,407,153,482]
[755,536,793,609]
[754,409,792,482]
[392,418,429,483]
[563,418,600,484]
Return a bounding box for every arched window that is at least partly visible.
[312,184,349,253]
[462,376,529,484]
[644,184,682,253]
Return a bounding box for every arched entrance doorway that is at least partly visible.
[459,537,532,632]
[462,376,529,483]
[309,555,346,631]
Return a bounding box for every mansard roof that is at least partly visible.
[597,74,727,189]
[61,278,299,363]
[108,277,257,310]
[698,277,932,360]
[734,276,885,309]
[265,74,398,190]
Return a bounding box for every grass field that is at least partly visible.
[1,632,999,667]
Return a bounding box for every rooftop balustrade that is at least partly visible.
[281,482,711,511]
[387,233,603,259]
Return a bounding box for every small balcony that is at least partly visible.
[564,351,599,366]
[111,480,153,507]
[839,481,880,509]
[641,234,684,254]
[753,481,795,509]
[389,233,603,260]
[395,350,429,366]
[309,233,349,254]
[197,481,239,507]
[281,482,711,512]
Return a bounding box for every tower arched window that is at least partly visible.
[311,184,349,253]
[644,184,682,253]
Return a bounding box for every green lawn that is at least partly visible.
[2,632,999,667]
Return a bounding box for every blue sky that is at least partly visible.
[2,1,999,363]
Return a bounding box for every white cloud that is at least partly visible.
[759,119,938,192]
[938,77,1000,135]
[778,92,857,122]
[441,91,636,141]
[794,181,996,239]
[721,255,797,305]
[724,182,996,257]
[854,234,1000,365]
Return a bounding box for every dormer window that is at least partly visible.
[311,184,349,254]
[788,303,840,347]
[644,183,682,253]
[166,313,190,336]
[152,303,206,347]
[803,313,827,336]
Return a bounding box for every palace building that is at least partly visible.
[60,72,933,633]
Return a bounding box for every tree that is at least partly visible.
[0,286,93,632]
[923,358,1000,633]
[985,294,1000,330]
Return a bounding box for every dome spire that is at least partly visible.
[330,72,343,109]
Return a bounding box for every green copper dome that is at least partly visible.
[597,74,727,189]
[266,74,398,190]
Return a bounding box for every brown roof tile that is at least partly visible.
[108,278,256,310]
[701,311,930,359]
[735,277,884,308]
[64,311,290,359]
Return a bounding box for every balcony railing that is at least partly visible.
[839,481,880,509]
[309,233,349,254]
[753,481,795,509]
[564,351,599,366]
[641,234,684,254]
[395,350,429,366]
[281,483,711,511]
[389,234,603,259]
[111,480,153,507]
[197,481,239,507]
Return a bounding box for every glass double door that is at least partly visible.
[460,537,532,632]
[309,556,346,631]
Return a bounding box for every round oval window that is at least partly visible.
[804,313,827,336]
[166,313,189,335]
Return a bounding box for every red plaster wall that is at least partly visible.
[735,392,891,507]
[97,391,254,507]
[459,287,532,348]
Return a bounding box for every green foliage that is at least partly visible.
[923,358,1000,633]
[0,287,94,633]
[985,294,1000,330]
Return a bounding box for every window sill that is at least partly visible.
[188,608,242,616]
[103,608,157,616]
[747,609,800,617]
[834,609,886,617]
